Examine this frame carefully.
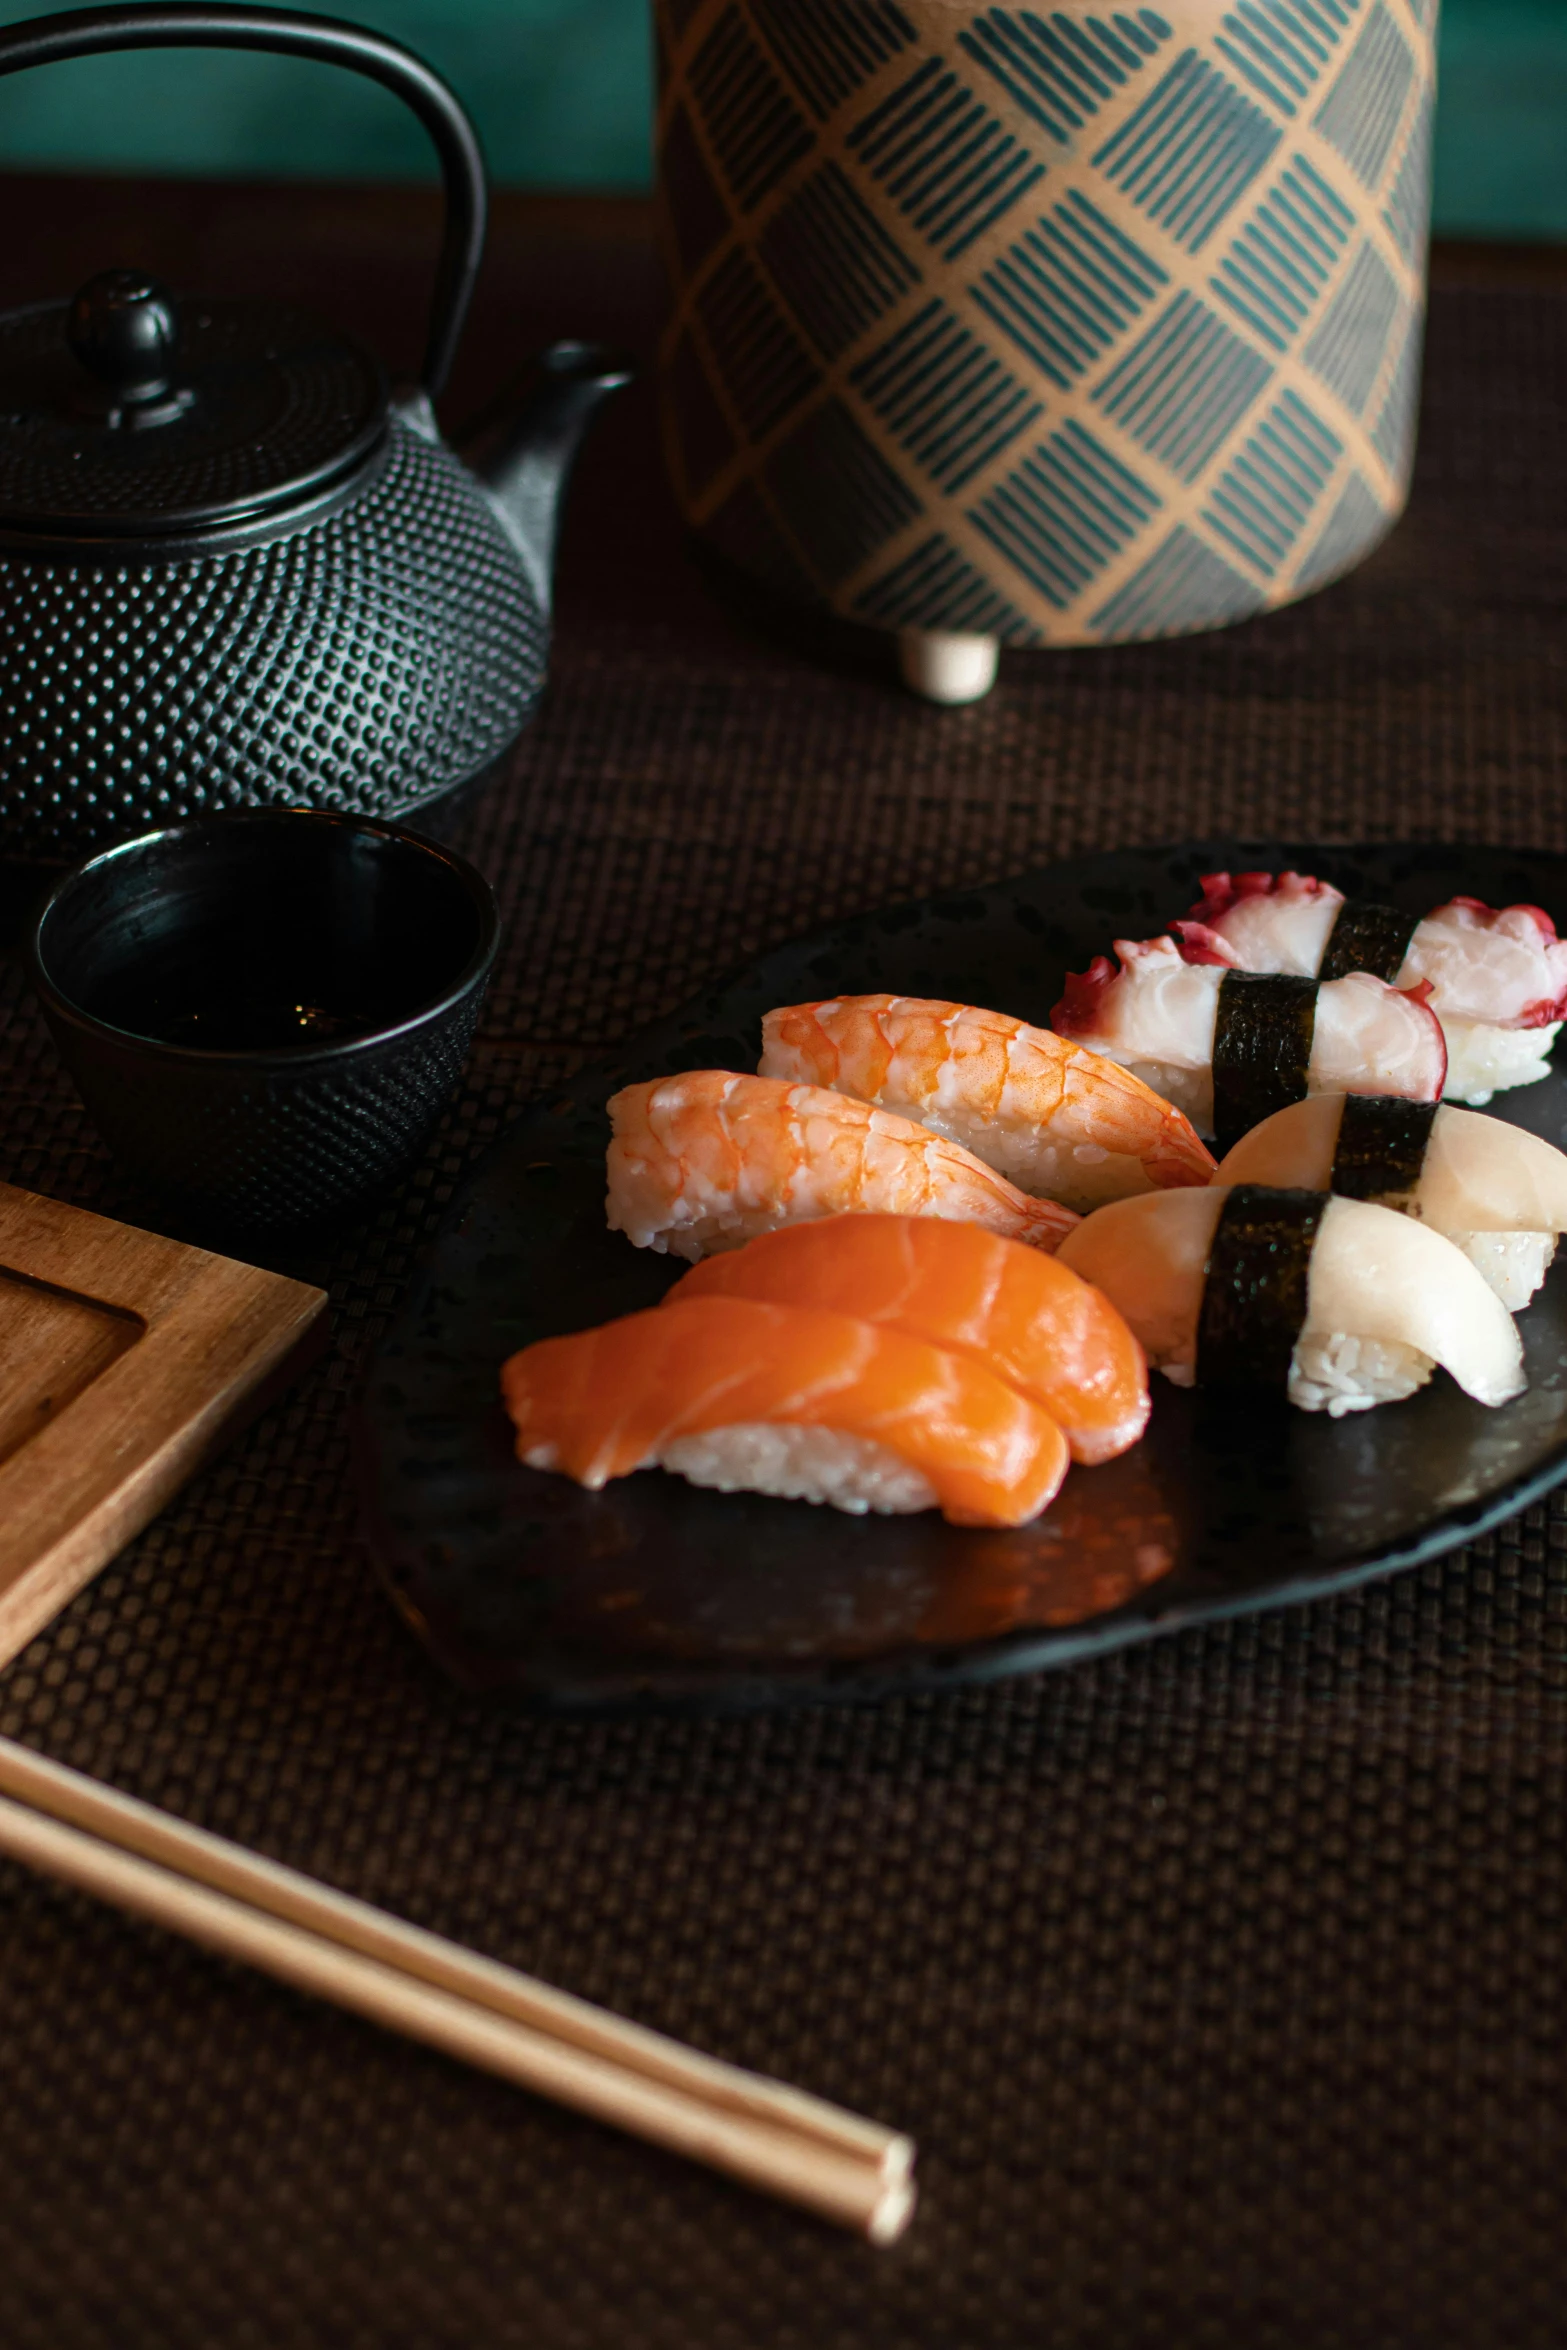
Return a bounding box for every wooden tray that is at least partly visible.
[0,1182,327,1666]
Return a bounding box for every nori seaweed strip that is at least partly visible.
[1319,898,1418,984]
[1331,1093,1438,1203]
[1212,972,1319,1157]
[1198,1185,1328,1389]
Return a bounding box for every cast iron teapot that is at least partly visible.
[0,2,630,866]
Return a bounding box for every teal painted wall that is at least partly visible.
[1435,0,1567,239]
[0,0,1561,235]
[0,0,655,189]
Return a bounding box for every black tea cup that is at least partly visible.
[27,810,500,1240]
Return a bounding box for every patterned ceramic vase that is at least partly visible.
[654,0,1436,661]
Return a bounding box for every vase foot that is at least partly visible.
[897,630,999,705]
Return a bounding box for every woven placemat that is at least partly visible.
[1,283,1565,2350]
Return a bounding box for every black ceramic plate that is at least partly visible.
[356,842,1567,1711]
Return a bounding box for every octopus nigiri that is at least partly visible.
[1216,1092,1567,1309]
[1056,1185,1525,1417]
[1051,933,1447,1154]
[606,1071,1078,1261]
[501,1294,1071,1527]
[758,994,1214,1210]
[670,1213,1149,1463]
[1179,871,1567,1104]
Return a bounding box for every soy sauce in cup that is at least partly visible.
[27,810,500,1241]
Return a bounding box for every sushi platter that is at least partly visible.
[356,842,1567,1711]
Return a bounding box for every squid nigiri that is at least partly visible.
[670,1212,1150,1463]
[501,1294,1071,1527]
[606,1071,1078,1261]
[758,994,1215,1210]
[1055,1186,1525,1417]
[1050,934,1446,1155]
[1215,1093,1567,1309]
[1179,871,1567,1105]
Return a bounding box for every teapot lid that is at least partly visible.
[0,270,387,539]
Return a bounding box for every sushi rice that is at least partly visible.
[658,1425,938,1515]
[1441,1017,1559,1107]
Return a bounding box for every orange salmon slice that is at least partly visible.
[501,1292,1070,1529]
[671,1213,1149,1464]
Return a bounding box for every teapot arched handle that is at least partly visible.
[0,4,486,400]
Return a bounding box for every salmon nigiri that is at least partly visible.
[607,1071,1078,1262]
[501,1294,1070,1527]
[670,1214,1148,1464]
[760,994,1215,1209]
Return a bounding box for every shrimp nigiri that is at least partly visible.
[759,993,1214,1211]
[670,1213,1149,1462]
[606,1071,1078,1261]
[501,1294,1071,1527]
[1056,1186,1525,1416]
[1216,1092,1567,1309]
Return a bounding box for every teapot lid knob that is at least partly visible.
[68,270,180,406]
[0,280,386,537]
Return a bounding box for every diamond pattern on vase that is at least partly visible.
[848,56,1046,258]
[689,6,816,212]
[1313,1,1414,191]
[1294,465,1385,590]
[1304,238,1401,415]
[759,163,920,360]
[1202,387,1343,572]
[1092,522,1264,638]
[969,419,1161,607]
[764,399,922,584]
[659,104,736,279]
[1093,290,1273,480]
[749,0,917,121]
[1370,308,1422,476]
[1382,88,1432,263]
[973,189,1167,388]
[655,0,1434,648]
[850,299,1043,490]
[853,533,1038,638]
[1093,49,1282,252]
[1214,0,1360,117]
[956,7,1172,143]
[697,247,819,439]
[665,326,739,501]
[1210,152,1355,348]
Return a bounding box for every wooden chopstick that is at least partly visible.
[0,1737,915,2243]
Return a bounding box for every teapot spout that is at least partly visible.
[476,341,632,614]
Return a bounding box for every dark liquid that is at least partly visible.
[131,996,378,1051]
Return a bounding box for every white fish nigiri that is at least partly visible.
[1056,1187,1525,1416]
[1216,1093,1567,1309]
[1180,872,1567,1105]
[1050,935,1446,1139]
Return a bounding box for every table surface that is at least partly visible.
[2,179,1567,2350]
